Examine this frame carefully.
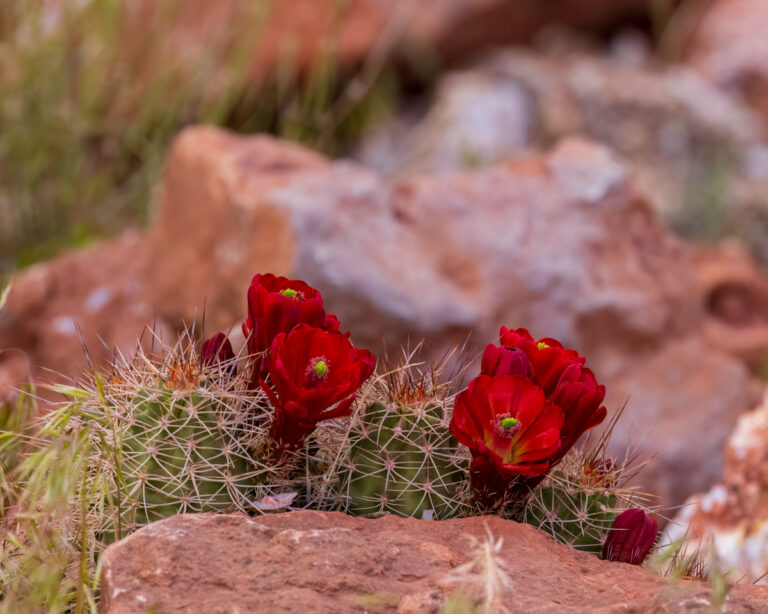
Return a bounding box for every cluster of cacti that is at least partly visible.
[332,360,470,519]
[59,276,658,546]
[1,271,664,612]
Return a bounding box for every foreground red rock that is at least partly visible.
[146,126,762,507]
[99,511,768,613]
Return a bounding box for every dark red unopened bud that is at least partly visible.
[480,344,534,379]
[602,509,658,565]
[201,333,235,366]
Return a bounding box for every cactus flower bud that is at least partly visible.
[201,333,235,365]
[602,509,658,565]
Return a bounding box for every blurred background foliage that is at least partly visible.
[0,0,408,273]
[0,0,706,275]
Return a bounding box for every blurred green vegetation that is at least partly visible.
[671,150,768,267]
[0,389,98,613]
[0,0,405,273]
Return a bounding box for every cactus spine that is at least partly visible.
[117,386,258,526]
[341,401,468,519]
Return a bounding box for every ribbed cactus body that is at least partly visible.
[339,401,468,520]
[75,348,275,538]
[523,469,618,554]
[117,386,257,526]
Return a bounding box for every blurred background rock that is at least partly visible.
[3,0,768,533]
[0,0,690,271]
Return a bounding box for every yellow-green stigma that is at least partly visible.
[500,417,519,430]
[494,414,522,439]
[313,360,328,378]
[537,341,549,350]
[281,288,299,299]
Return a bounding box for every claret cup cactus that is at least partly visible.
[523,452,623,555]
[12,271,660,614]
[450,329,609,513]
[445,328,657,555]
[331,351,470,519]
[75,336,271,535]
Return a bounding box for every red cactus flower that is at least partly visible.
[261,324,376,452]
[201,332,235,366]
[498,327,607,459]
[242,274,341,379]
[602,509,658,565]
[450,375,563,507]
[480,344,534,379]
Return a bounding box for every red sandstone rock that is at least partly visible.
[686,0,768,126]
[149,127,695,352]
[98,511,768,613]
[0,232,171,401]
[606,336,758,507]
[0,350,30,406]
[695,241,768,369]
[355,44,768,246]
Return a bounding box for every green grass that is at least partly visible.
[0,389,97,613]
[0,0,404,273]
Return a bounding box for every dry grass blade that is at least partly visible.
[650,535,710,583]
[440,526,514,614]
[0,275,11,310]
